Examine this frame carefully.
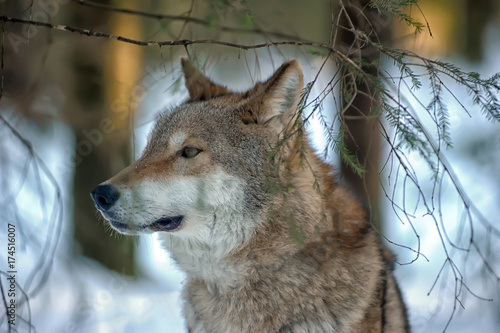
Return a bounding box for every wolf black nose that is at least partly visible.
[91,184,120,211]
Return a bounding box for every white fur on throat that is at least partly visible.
[157,168,256,285]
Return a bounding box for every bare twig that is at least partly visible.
[72,0,304,42]
[0,15,329,50]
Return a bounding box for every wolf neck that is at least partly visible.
[160,147,331,291]
[159,206,259,289]
[161,233,246,289]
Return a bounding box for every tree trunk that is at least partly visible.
[463,0,493,61]
[69,4,142,275]
[337,0,391,231]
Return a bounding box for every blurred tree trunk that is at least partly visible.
[463,0,494,61]
[337,1,391,231]
[68,3,142,275]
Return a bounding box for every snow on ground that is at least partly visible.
[30,239,186,333]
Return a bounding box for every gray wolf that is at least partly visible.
[91,58,409,332]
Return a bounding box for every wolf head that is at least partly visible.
[91,59,305,255]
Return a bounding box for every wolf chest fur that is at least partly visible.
[91,59,409,332]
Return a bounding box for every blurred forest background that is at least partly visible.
[0,0,499,332]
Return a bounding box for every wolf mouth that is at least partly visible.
[151,216,184,231]
[109,216,183,232]
[109,220,130,230]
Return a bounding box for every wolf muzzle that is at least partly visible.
[90,184,184,232]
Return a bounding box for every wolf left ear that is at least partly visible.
[245,60,304,132]
[181,58,230,101]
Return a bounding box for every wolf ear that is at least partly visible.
[181,58,230,101]
[245,60,304,132]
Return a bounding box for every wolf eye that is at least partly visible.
[181,147,201,158]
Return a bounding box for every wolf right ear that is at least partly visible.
[181,58,230,101]
[243,60,304,133]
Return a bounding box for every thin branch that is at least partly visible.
[72,0,303,42]
[0,15,330,50]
